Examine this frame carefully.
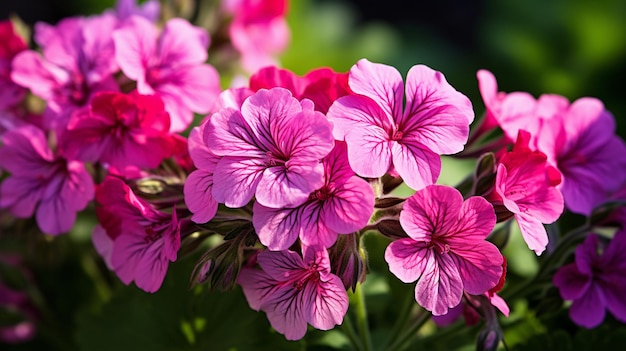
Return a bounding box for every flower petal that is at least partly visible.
[385,238,431,283]
[308,275,349,330]
[400,185,462,241]
[184,170,218,224]
[211,156,264,208]
[348,58,403,121]
[415,253,463,316]
[569,284,606,328]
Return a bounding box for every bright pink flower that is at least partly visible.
[113,16,220,132]
[59,91,173,171]
[93,176,181,293]
[553,230,626,328]
[223,0,290,73]
[253,141,374,250]
[534,97,626,215]
[476,69,539,141]
[327,59,473,191]
[184,120,220,224]
[206,87,334,208]
[0,20,27,110]
[11,15,119,131]
[250,66,350,113]
[385,185,503,315]
[238,246,349,340]
[492,130,564,255]
[0,125,94,235]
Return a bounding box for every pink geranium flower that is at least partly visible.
[0,20,27,111]
[112,0,160,22]
[92,176,180,293]
[492,130,564,255]
[553,230,626,328]
[327,59,473,191]
[223,0,290,73]
[385,185,503,315]
[253,141,374,250]
[59,91,173,171]
[11,14,119,131]
[0,125,93,235]
[184,119,220,224]
[206,87,335,208]
[250,66,350,113]
[238,246,349,340]
[113,16,220,132]
[534,97,626,215]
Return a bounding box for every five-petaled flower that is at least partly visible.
[385,185,504,315]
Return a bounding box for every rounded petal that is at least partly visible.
[391,141,440,191]
[385,239,431,283]
[211,157,264,208]
[158,18,209,65]
[256,163,324,208]
[113,16,157,81]
[415,253,463,316]
[252,203,303,251]
[569,284,606,328]
[308,274,349,330]
[400,185,463,242]
[451,241,503,295]
[184,170,218,224]
[348,58,404,121]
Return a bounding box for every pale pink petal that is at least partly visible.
[489,293,510,317]
[399,185,462,241]
[446,196,495,242]
[308,275,349,330]
[564,98,615,147]
[497,92,538,140]
[385,239,431,283]
[476,69,498,109]
[207,108,266,157]
[343,124,392,178]
[347,58,403,121]
[553,263,591,300]
[261,284,309,340]
[184,170,218,224]
[451,242,503,295]
[237,267,277,310]
[256,249,305,281]
[211,157,264,208]
[569,284,606,328]
[391,141,440,191]
[515,213,549,255]
[252,203,303,250]
[154,64,219,114]
[256,163,324,208]
[327,93,393,141]
[415,253,463,316]
[113,16,157,81]
[321,177,375,235]
[401,65,472,153]
[157,18,208,65]
[275,106,334,163]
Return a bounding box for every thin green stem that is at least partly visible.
[380,291,416,350]
[353,283,374,351]
[342,313,364,351]
[384,309,431,351]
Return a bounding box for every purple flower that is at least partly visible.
[206,87,335,208]
[113,16,220,132]
[327,59,473,190]
[385,185,503,315]
[113,0,160,22]
[253,141,375,250]
[0,125,94,235]
[553,231,626,328]
[237,246,349,340]
[11,14,119,131]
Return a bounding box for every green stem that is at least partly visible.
[342,313,364,351]
[384,309,431,351]
[353,283,374,351]
[380,291,416,350]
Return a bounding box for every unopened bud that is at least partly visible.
[329,233,367,291]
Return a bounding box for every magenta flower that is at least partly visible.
[0,125,94,235]
[237,246,349,340]
[0,20,27,111]
[93,176,180,293]
[385,185,503,315]
[11,14,119,131]
[534,97,626,215]
[59,91,173,172]
[223,0,290,73]
[113,16,220,132]
[184,120,220,224]
[250,66,351,113]
[253,141,375,250]
[206,87,335,208]
[553,231,626,328]
[327,59,473,191]
[492,130,564,255]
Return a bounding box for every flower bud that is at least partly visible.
[328,233,367,291]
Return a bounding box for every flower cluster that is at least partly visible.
[2,0,626,346]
